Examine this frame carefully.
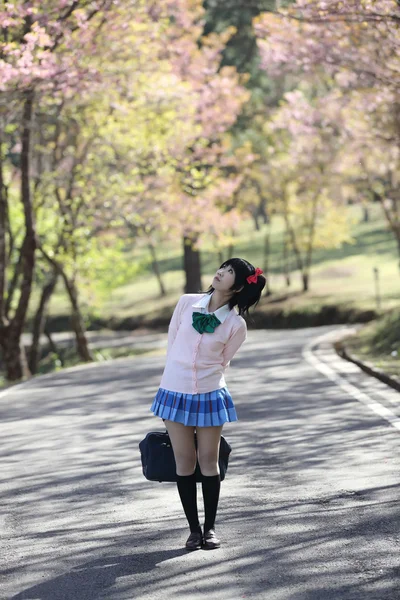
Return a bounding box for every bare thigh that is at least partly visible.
[196,425,223,477]
[164,420,197,476]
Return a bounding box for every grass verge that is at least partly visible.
[339,310,400,380]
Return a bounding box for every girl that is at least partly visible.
[150,258,266,550]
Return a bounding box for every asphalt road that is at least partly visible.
[1,326,400,600]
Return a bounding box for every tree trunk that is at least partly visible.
[263,224,272,296]
[285,218,308,291]
[64,277,93,362]
[252,212,260,231]
[44,328,64,367]
[0,89,36,381]
[39,246,93,363]
[362,204,370,222]
[0,328,30,381]
[14,89,36,337]
[28,270,58,374]
[183,235,202,293]
[395,227,400,274]
[148,241,166,297]
[303,190,319,293]
[259,199,270,225]
[5,240,25,316]
[0,127,6,324]
[283,232,291,287]
[378,195,400,273]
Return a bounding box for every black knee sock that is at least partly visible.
[201,473,221,532]
[176,473,201,534]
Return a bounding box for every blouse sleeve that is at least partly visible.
[167,295,186,353]
[222,322,247,368]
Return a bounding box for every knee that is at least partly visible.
[197,452,219,477]
[174,450,197,476]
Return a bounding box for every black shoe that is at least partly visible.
[203,529,221,549]
[185,531,203,550]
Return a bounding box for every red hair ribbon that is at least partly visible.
[246,267,263,284]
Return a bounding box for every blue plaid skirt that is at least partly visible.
[150,387,238,427]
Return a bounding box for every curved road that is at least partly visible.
[1,326,400,600]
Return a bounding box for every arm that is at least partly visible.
[167,295,186,353]
[222,322,247,368]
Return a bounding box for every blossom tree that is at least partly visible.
[1,0,251,381]
[99,0,250,294]
[265,87,353,291]
[254,0,399,92]
[159,2,250,292]
[0,1,115,380]
[254,0,400,269]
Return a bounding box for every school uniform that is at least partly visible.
[151,292,247,427]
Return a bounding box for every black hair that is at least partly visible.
[205,257,266,319]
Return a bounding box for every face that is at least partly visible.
[212,264,236,293]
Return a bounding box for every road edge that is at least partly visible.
[303,328,400,433]
[334,340,400,394]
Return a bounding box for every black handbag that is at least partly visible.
[139,430,232,483]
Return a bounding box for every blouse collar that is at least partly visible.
[192,293,231,324]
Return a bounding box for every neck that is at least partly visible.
[208,289,232,313]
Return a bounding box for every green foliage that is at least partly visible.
[84,235,151,299]
[365,311,400,355]
[344,309,400,378]
[203,1,292,78]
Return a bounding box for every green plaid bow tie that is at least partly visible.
[192,311,221,334]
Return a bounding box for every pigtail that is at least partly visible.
[234,271,266,318]
[205,257,266,320]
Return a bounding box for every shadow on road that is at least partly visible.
[9,549,188,600]
[2,330,400,599]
